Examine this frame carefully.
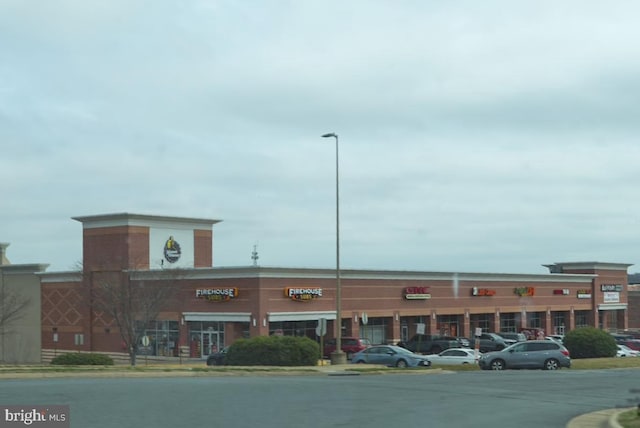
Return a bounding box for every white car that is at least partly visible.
[426,348,480,365]
[546,335,564,343]
[616,344,639,357]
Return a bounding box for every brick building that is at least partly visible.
[39,213,631,361]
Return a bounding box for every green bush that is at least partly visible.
[563,327,617,359]
[50,353,114,365]
[225,336,319,366]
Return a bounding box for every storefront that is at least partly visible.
[38,213,632,361]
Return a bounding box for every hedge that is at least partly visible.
[50,353,115,365]
[563,327,617,359]
[225,336,319,366]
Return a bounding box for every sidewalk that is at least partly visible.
[566,408,629,428]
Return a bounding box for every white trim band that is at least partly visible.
[268,311,337,322]
[182,312,251,322]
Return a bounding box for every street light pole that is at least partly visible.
[321,132,346,365]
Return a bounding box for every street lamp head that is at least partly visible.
[321,133,337,138]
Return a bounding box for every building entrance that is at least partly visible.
[188,322,224,359]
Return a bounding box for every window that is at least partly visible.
[74,334,84,346]
[500,314,517,332]
[137,319,180,356]
[527,312,543,329]
[575,311,589,328]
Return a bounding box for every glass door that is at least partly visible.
[202,330,220,358]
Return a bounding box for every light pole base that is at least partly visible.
[330,350,348,365]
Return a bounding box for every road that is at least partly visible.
[0,369,636,428]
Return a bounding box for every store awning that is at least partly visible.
[597,303,628,311]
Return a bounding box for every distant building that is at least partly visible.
[0,243,48,363]
[626,274,640,330]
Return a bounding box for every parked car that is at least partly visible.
[397,334,462,354]
[546,335,565,344]
[455,337,471,347]
[351,345,432,368]
[206,346,229,366]
[426,348,480,365]
[496,332,527,345]
[610,333,632,344]
[616,344,640,357]
[545,336,564,344]
[478,340,571,370]
[620,339,640,351]
[468,333,509,353]
[323,337,371,359]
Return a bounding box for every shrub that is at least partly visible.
[563,327,617,359]
[51,353,114,365]
[225,336,319,366]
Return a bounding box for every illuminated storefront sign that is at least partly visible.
[514,287,535,297]
[195,288,238,302]
[285,287,322,302]
[601,284,623,292]
[404,287,431,300]
[577,290,592,299]
[553,289,570,296]
[471,287,496,297]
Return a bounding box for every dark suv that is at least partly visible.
[323,337,371,359]
[469,333,509,352]
[497,332,527,345]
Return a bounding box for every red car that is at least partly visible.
[323,337,372,359]
[621,340,640,351]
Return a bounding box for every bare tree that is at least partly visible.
[92,269,182,366]
[0,287,31,333]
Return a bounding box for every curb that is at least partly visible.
[609,407,634,428]
[566,408,632,428]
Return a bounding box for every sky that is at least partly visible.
[2,1,640,275]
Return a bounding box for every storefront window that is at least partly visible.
[360,318,388,345]
[136,320,179,357]
[269,321,317,339]
[436,315,460,337]
[470,314,492,333]
[527,312,542,329]
[575,311,589,328]
[499,314,517,332]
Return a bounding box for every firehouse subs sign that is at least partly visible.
[404,287,431,300]
[285,287,323,302]
[196,288,238,302]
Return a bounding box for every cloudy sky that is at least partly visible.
[2,1,640,274]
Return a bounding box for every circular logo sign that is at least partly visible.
[164,236,181,263]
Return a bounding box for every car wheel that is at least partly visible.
[396,359,408,368]
[356,360,365,364]
[490,359,505,370]
[208,359,218,366]
[544,358,559,370]
[431,346,442,354]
